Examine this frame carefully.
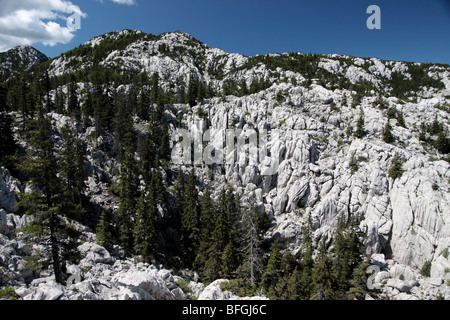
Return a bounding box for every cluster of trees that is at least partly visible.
[222,214,369,300]
[192,185,271,284]
[419,117,449,155]
[378,102,449,156]
[388,63,445,98]
[184,78,215,107]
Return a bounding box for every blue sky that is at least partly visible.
[1,0,450,64]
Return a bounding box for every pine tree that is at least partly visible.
[382,121,394,143]
[240,199,265,287]
[82,83,94,127]
[203,186,241,280]
[226,186,242,245]
[205,82,215,99]
[341,94,347,107]
[59,126,87,208]
[8,81,34,132]
[17,112,80,284]
[260,239,283,297]
[43,71,52,112]
[354,110,365,138]
[168,169,185,234]
[238,79,248,97]
[212,188,230,256]
[133,189,158,262]
[99,84,115,133]
[113,91,134,160]
[434,131,449,154]
[0,84,8,112]
[180,168,200,267]
[347,260,370,300]
[249,78,260,94]
[186,78,198,107]
[275,251,296,299]
[203,251,221,283]
[332,214,351,293]
[194,187,217,280]
[429,116,442,135]
[67,75,79,118]
[116,129,139,256]
[419,122,427,142]
[349,155,358,175]
[53,80,64,114]
[152,102,170,161]
[151,73,161,106]
[386,107,398,120]
[396,111,406,128]
[147,73,170,162]
[331,213,365,298]
[150,162,165,205]
[92,82,104,140]
[294,214,314,299]
[0,112,16,169]
[138,86,151,120]
[388,154,404,180]
[220,242,237,279]
[197,80,205,104]
[311,237,334,300]
[96,211,114,252]
[128,80,139,117]
[137,131,155,185]
[285,266,303,300]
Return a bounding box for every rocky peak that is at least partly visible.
[0,45,48,82]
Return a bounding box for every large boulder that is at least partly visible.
[78,242,114,265]
[197,279,269,300]
[112,270,176,300]
[197,279,235,300]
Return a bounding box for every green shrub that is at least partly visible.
[176,278,193,296]
[388,154,404,180]
[420,261,432,277]
[382,122,394,144]
[0,287,20,300]
[349,156,358,175]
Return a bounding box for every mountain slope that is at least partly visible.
[0,45,49,82]
[0,30,449,300]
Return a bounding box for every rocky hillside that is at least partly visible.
[0,29,449,300]
[0,45,49,82]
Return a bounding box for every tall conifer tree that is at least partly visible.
[18,112,80,284]
[180,168,200,267]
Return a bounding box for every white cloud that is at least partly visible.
[0,0,87,52]
[96,0,137,5]
[111,0,137,4]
